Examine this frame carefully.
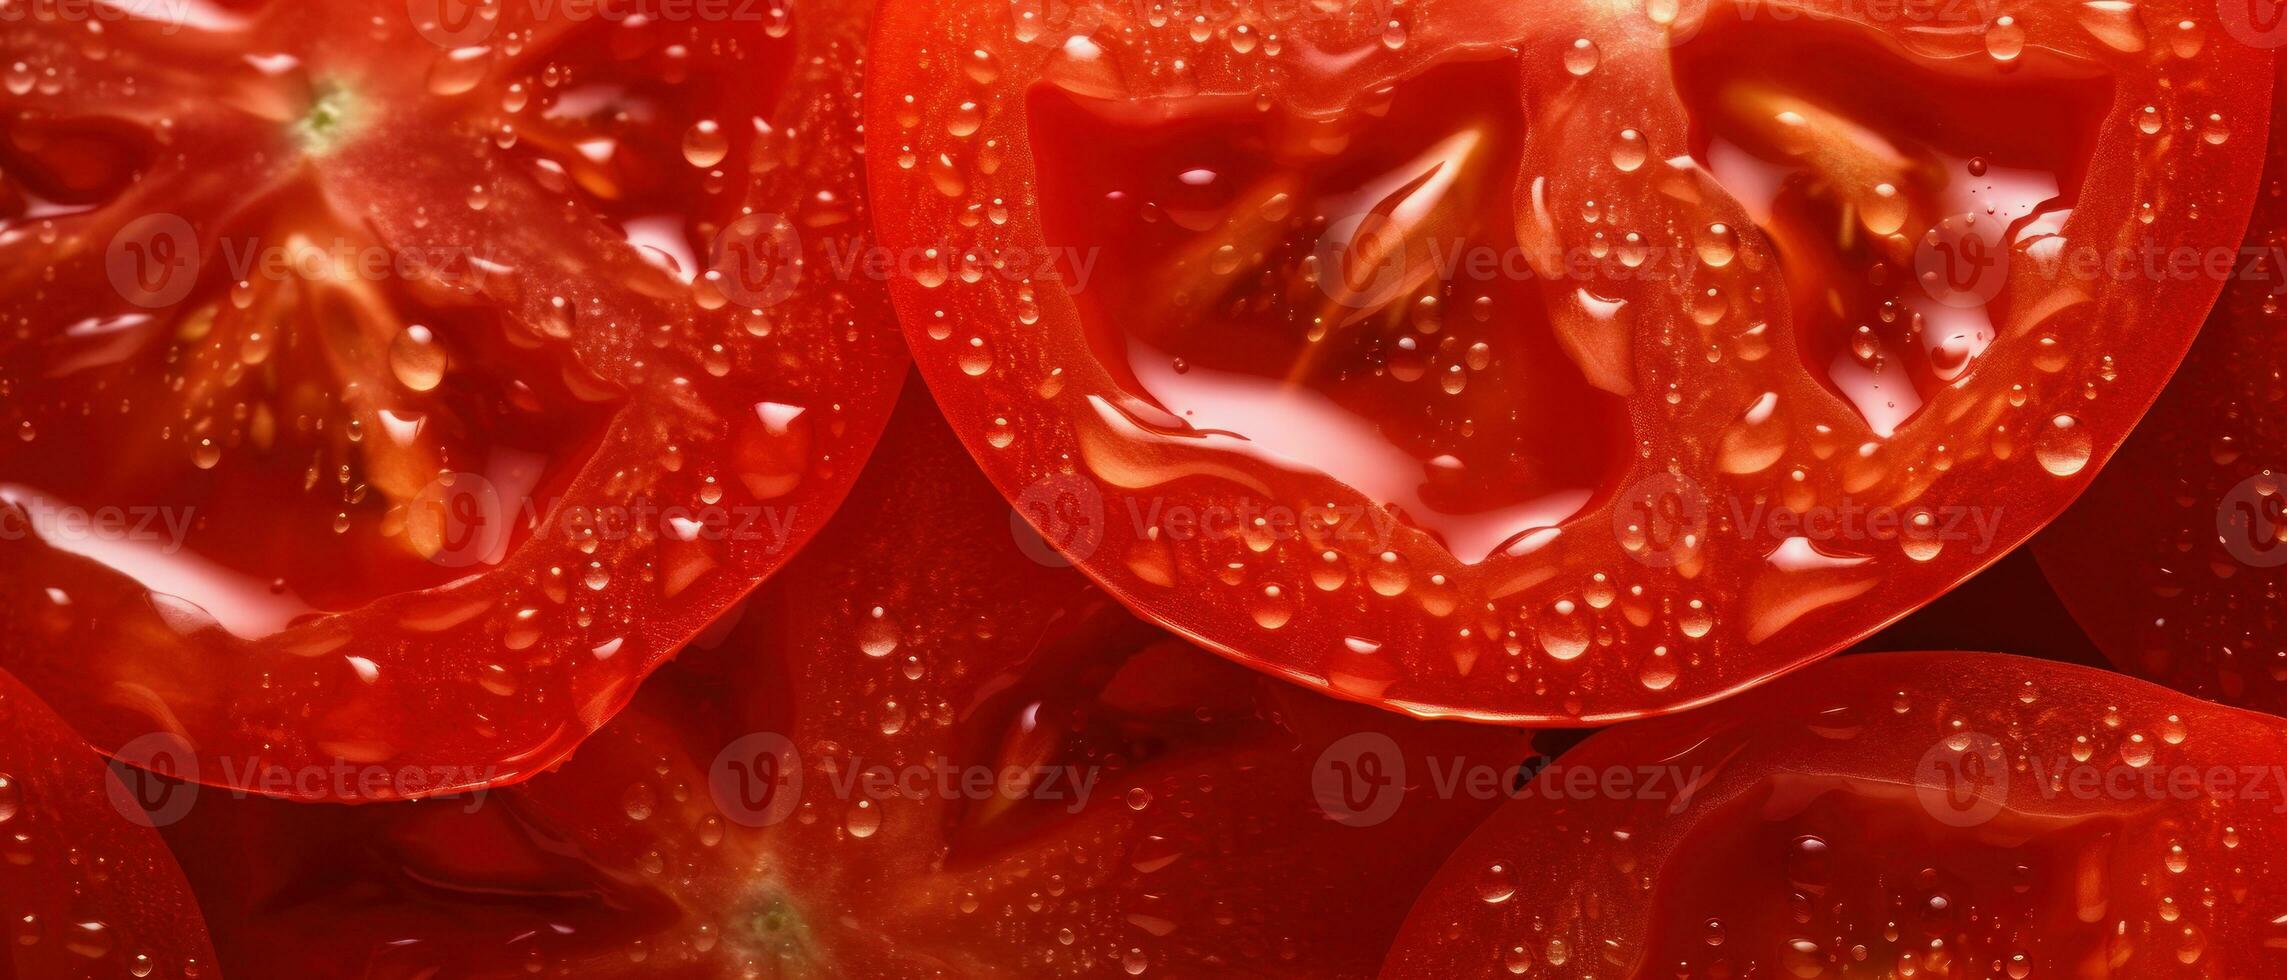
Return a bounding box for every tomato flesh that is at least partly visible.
[2035,66,2287,711]
[1032,54,1630,562]
[0,1,906,798]
[1673,8,2110,434]
[1386,651,2287,977]
[162,386,1536,978]
[0,669,218,980]
[869,0,2273,723]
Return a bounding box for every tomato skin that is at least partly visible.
[865,0,2274,726]
[0,1,904,799]
[2035,66,2287,713]
[1384,651,2287,978]
[161,384,1537,979]
[0,668,218,980]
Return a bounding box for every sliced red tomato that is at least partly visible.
[2036,67,2287,711]
[866,0,2272,723]
[0,668,218,980]
[1386,651,2287,977]
[161,386,1536,978]
[0,1,904,797]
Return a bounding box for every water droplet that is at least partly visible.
[623,783,656,822]
[389,325,447,392]
[1563,38,1600,76]
[846,799,882,838]
[1697,223,1738,268]
[683,119,729,168]
[1986,16,2026,61]
[1477,863,1516,904]
[858,606,901,657]
[426,46,492,97]
[1251,584,1294,630]
[1610,129,1648,172]
[2034,414,2093,476]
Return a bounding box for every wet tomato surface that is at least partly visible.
[0,0,904,798]
[867,0,2272,723]
[2036,67,2287,712]
[0,668,218,980]
[160,386,1536,978]
[1386,651,2287,977]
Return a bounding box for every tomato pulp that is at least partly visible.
[1387,651,2287,977]
[868,0,2271,723]
[0,0,905,797]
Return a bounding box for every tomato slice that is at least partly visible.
[0,1,904,797]
[161,386,1536,978]
[2035,67,2287,711]
[867,0,2272,723]
[0,668,218,980]
[1386,650,2287,977]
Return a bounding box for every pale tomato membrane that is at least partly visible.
[1386,652,2287,978]
[870,0,2271,723]
[0,0,906,798]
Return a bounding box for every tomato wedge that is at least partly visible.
[0,1,904,797]
[1386,650,2287,977]
[162,386,1536,978]
[2036,67,2287,712]
[867,0,2272,723]
[0,668,218,980]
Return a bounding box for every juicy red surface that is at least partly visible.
[0,0,905,799]
[1387,652,2287,977]
[161,384,1537,978]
